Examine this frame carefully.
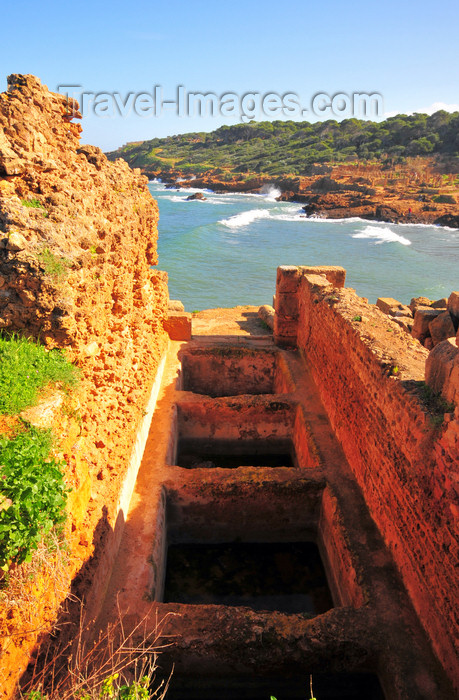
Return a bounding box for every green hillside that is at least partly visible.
[106,112,459,177]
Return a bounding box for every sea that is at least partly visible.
[148,181,458,312]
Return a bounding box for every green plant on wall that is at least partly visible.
[0,427,69,569]
[0,333,80,571]
[0,333,80,415]
[37,247,73,278]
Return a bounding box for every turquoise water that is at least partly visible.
[150,181,458,311]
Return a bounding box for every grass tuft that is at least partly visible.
[36,248,72,278]
[0,333,80,415]
[21,198,46,210]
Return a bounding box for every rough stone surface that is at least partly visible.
[298,265,346,288]
[0,74,168,696]
[168,299,185,312]
[429,311,456,346]
[164,311,192,340]
[410,296,433,314]
[431,297,448,309]
[426,338,459,405]
[257,304,275,330]
[393,315,414,333]
[280,273,459,693]
[376,297,410,316]
[411,308,442,342]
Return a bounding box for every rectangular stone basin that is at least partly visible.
[179,347,293,396]
[164,541,333,615]
[162,673,385,700]
[177,437,295,469]
[169,397,320,470]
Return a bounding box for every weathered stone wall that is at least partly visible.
[274,265,459,691]
[0,75,169,696]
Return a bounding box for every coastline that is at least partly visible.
[144,165,459,228]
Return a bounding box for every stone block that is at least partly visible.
[429,311,456,346]
[168,299,185,312]
[274,291,299,318]
[411,308,442,342]
[276,266,301,294]
[299,265,346,288]
[376,297,410,316]
[393,315,413,333]
[164,312,192,340]
[425,338,459,405]
[274,315,298,339]
[301,273,333,292]
[410,296,433,313]
[432,297,448,309]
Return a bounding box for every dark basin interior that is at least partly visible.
[164,541,333,614]
[176,438,296,469]
[158,672,385,700]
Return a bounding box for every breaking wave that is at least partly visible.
[219,209,271,228]
[352,225,412,246]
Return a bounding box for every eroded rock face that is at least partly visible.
[0,75,169,696]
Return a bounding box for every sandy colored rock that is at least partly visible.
[376,297,410,317]
[298,265,346,288]
[393,315,414,333]
[168,299,185,312]
[258,304,275,330]
[410,296,433,314]
[6,231,27,251]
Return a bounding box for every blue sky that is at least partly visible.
[3,0,458,151]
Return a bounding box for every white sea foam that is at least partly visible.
[260,184,282,200]
[219,209,271,228]
[352,225,411,245]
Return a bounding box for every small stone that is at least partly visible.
[6,231,27,251]
[84,340,99,357]
[258,304,275,330]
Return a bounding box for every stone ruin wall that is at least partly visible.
[0,75,169,696]
[274,265,459,691]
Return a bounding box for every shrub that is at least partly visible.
[432,194,456,204]
[20,612,172,700]
[0,427,68,569]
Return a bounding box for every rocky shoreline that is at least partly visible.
[146,163,459,227]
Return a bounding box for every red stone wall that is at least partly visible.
[275,266,459,690]
[0,75,169,697]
